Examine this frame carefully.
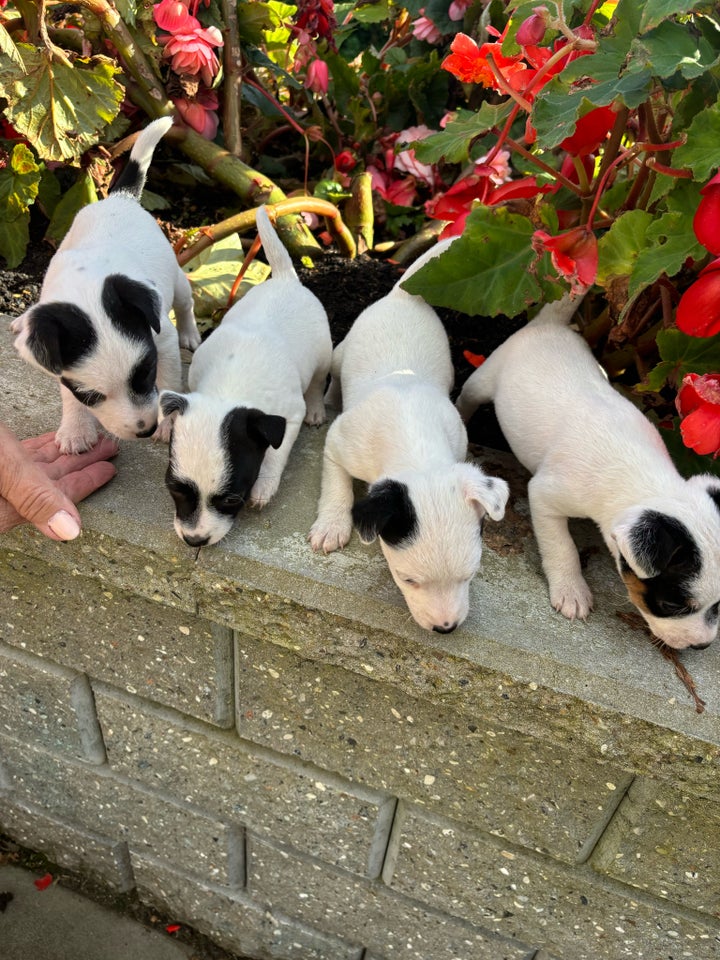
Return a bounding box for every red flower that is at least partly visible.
[676,257,720,337]
[533,226,598,294]
[560,105,616,157]
[334,149,356,173]
[693,171,720,256]
[153,0,197,33]
[675,373,720,457]
[516,7,550,47]
[441,33,526,89]
[463,350,486,367]
[160,24,223,86]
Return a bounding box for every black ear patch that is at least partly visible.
[707,486,720,517]
[160,392,189,418]
[25,303,96,373]
[102,274,162,337]
[245,410,286,450]
[352,479,417,546]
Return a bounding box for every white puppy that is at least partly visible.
[456,294,720,651]
[11,117,200,454]
[309,240,509,634]
[160,205,333,547]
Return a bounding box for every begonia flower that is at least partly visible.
[412,15,442,44]
[368,166,418,207]
[174,90,219,138]
[334,150,356,173]
[305,58,329,95]
[293,0,337,49]
[441,32,526,89]
[475,149,511,186]
[676,257,720,337]
[675,373,720,457]
[532,226,598,293]
[153,0,197,33]
[448,0,472,21]
[394,125,436,187]
[516,6,550,46]
[560,105,616,157]
[429,174,550,239]
[160,25,223,86]
[693,171,720,256]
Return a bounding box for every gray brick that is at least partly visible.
[0,797,134,891]
[1,736,236,885]
[95,685,394,876]
[132,854,364,960]
[591,777,720,916]
[247,835,533,960]
[0,553,233,727]
[386,804,720,959]
[234,634,627,862]
[0,642,103,762]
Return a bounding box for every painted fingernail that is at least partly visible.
[48,510,81,540]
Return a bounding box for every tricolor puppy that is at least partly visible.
[309,240,509,634]
[456,294,720,651]
[160,204,332,547]
[11,116,200,454]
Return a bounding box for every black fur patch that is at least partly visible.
[165,460,200,524]
[707,486,720,517]
[26,303,96,373]
[352,479,418,546]
[215,407,286,513]
[130,351,158,398]
[160,392,189,419]
[110,158,143,197]
[626,510,701,619]
[102,274,162,338]
[60,377,106,408]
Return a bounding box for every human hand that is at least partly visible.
[0,426,119,540]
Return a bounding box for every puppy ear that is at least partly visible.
[159,390,189,422]
[688,474,720,515]
[102,274,162,335]
[610,509,698,579]
[246,410,286,450]
[455,462,509,522]
[352,479,416,546]
[23,303,96,374]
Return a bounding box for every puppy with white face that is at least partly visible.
[11,117,201,454]
[456,294,720,651]
[161,205,333,547]
[309,240,509,634]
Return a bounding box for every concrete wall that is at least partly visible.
[2,321,720,959]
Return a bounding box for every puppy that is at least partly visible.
[160,204,333,547]
[309,240,509,634]
[11,116,200,454]
[456,294,720,651]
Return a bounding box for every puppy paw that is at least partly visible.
[153,419,173,444]
[55,422,101,455]
[9,316,23,334]
[308,515,353,553]
[248,476,279,509]
[304,403,327,427]
[550,579,594,621]
[179,328,202,351]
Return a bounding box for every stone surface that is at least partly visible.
[94,684,395,876]
[591,777,720,917]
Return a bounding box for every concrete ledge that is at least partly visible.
[2,316,720,959]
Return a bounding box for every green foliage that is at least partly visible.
[0,142,41,268]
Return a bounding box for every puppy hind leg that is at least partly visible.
[528,474,593,621]
[304,365,330,425]
[455,361,497,422]
[172,268,201,351]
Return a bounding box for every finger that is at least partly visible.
[20,432,60,458]
[55,461,118,507]
[44,437,120,481]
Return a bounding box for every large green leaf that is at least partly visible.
[672,94,720,180]
[44,173,98,248]
[0,22,25,74]
[0,142,41,268]
[0,45,124,162]
[628,210,705,301]
[402,205,543,317]
[644,328,720,394]
[413,104,512,165]
[596,209,653,285]
[639,0,709,32]
[633,19,720,80]
[184,234,271,319]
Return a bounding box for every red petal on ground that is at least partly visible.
[33,873,53,891]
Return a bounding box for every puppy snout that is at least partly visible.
[689,641,713,650]
[135,420,158,438]
[432,621,458,634]
[183,533,210,547]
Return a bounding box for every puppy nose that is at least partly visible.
[432,622,458,634]
[136,421,158,438]
[183,533,210,547]
[689,641,712,650]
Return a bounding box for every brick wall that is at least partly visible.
[2,519,720,959]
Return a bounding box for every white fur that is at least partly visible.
[456,293,720,650]
[161,204,332,546]
[309,240,509,633]
[11,117,200,453]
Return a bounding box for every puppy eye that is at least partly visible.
[212,494,244,515]
[402,577,418,586]
[76,389,106,408]
[655,598,692,617]
[707,601,720,622]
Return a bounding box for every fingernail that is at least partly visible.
[48,510,81,541]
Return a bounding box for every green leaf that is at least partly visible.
[0,142,41,267]
[672,94,720,180]
[114,0,139,27]
[596,210,653,285]
[628,210,705,301]
[657,328,720,380]
[639,0,709,32]
[0,46,124,162]
[44,173,98,248]
[413,104,513,164]
[658,419,720,480]
[184,234,271,318]
[402,205,543,317]
[36,166,62,219]
[631,19,720,80]
[0,22,26,75]
[352,0,392,23]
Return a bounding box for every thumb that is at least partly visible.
[9,473,82,540]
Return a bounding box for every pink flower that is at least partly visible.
[474,149,511,186]
[174,90,219,138]
[693,171,720,256]
[675,373,720,457]
[153,0,198,33]
[676,257,720,337]
[412,15,442,44]
[368,166,418,207]
[516,6,550,46]
[532,226,598,294]
[160,24,223,86]
[305,59,329,95]
[448,0,472,21]
[394,125,435,187]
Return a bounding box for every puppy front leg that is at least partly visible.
[155,323,183,393]
[172,268,201,351]
[528,474,593,621]
[55,384,102,454]
[248,420,303,508]
[309,420,355,553]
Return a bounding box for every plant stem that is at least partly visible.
[220,0,242,157]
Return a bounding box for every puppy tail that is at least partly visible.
[527,291,585,327]
[393,236,458,291]
[255,205,297,281]
[110,116,174,199]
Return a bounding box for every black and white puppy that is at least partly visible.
[309,240,509,634]
[11,116,200,454]
[456,294,720,651]
[160,204,333,547]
